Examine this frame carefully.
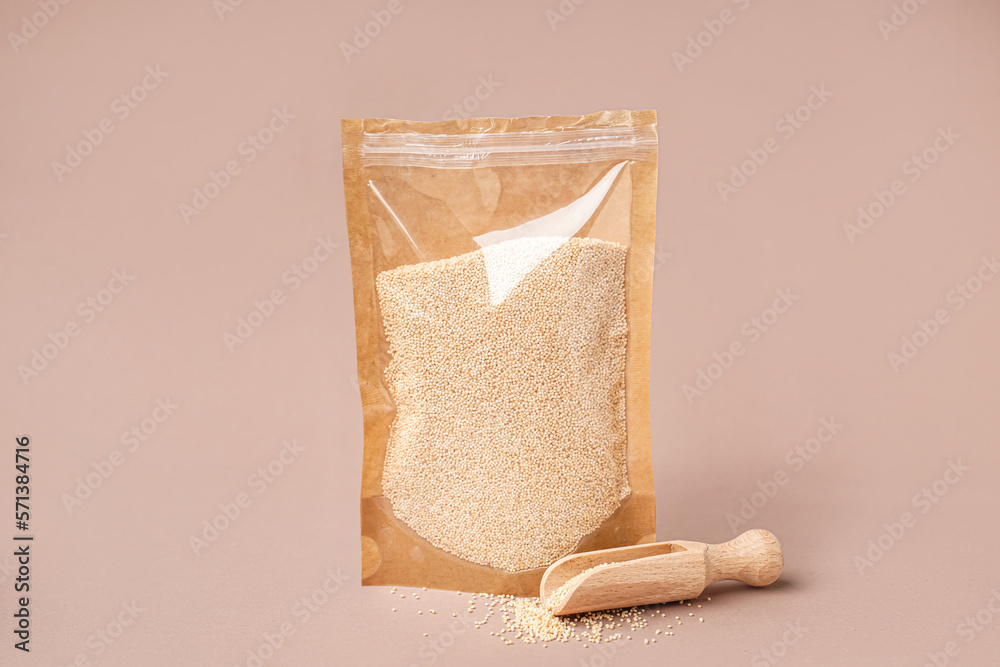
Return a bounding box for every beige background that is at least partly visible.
[2,0,999,665]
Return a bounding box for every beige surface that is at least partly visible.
[1,0,998,665]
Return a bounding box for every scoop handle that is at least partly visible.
[705,529,783,587]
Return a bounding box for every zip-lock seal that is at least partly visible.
[357,126,657,168]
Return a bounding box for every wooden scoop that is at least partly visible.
[540,529,783,616]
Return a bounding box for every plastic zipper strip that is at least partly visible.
[358,126,657,168]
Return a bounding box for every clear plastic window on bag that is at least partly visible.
[342,110,658,595]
